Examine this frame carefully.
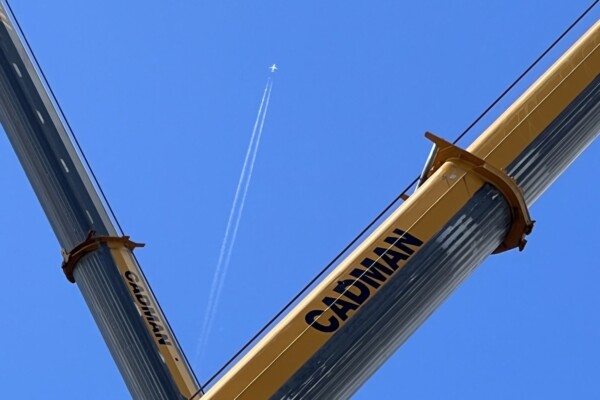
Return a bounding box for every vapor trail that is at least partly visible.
[195,78,273,365]
[218,79,272,294]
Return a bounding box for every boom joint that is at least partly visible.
[61,230,145,283]
[422,132,534,254]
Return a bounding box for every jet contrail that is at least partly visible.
[195,78,273,366]
[213,80,272,313]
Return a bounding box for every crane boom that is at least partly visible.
[0,3,201,399]
[201,19,600,400]
[0,1,598,399]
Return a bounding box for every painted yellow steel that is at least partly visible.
[203,20,600,400]
[468,21,600,168]
[108,244,203,400]
[424,132,533,253]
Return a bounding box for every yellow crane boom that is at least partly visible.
[202,19,600,400]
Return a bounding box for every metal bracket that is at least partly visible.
[423,132,534,254]
[61,230,145,283]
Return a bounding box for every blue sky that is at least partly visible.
[0,1,599,398]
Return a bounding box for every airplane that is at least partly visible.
[269,64,278,73]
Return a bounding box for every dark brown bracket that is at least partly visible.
[61,230,145,283]
[424,132,534,254]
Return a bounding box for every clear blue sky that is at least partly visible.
[0,1,599,399]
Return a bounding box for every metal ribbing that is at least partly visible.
[274,74,600,399]
[508,75,600,204]
[0,7,114,249]
[274,185,511,400]
[74,250,179,399]
[0,4,197,399]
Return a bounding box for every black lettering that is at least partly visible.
[333,279,370,305]
[142,306,158,322]
[349,258,394,288]
[128,281,145,295]
[305,309,339,333]
[149,321,172,345]
[305,228,424,332]
[136,293,150,306]
[124,271,172,346]
[388,229,424,255]
[373,247,408,271]
[322,296,358,321]
[157,334,172,346]
[149,320,165,334]
[125,271,139,283]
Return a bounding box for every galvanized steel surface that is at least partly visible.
[0,3,197,399]
[275,185,511,399]
[274,74,600,399]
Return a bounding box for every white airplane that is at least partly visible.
[269,64,278,73]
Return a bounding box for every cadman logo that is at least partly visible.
[305,228,423,333]
[125,271,173,346]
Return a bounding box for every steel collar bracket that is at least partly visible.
[61,230,145,283]
[423,132,534,254]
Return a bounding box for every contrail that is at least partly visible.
[216,79,272,306]
[195,78,273,365]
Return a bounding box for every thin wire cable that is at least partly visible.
[234,214,440,398]
[452,0,600,146]
[199,176,418,392]
[4,0,203,394]
[4,0,125,236]
[196,2,599,393]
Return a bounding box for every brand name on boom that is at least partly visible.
[125,271,173,346]
[305,228,423,333]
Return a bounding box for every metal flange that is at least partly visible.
[61,230,145,283]
[423,132,534,254]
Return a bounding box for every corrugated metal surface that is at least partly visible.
[275,185,511,399]
[0,3,197,399]
[0,16,115,249]
[510,75,600,205]
[74,250,182,399]
[274,74,600,399]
